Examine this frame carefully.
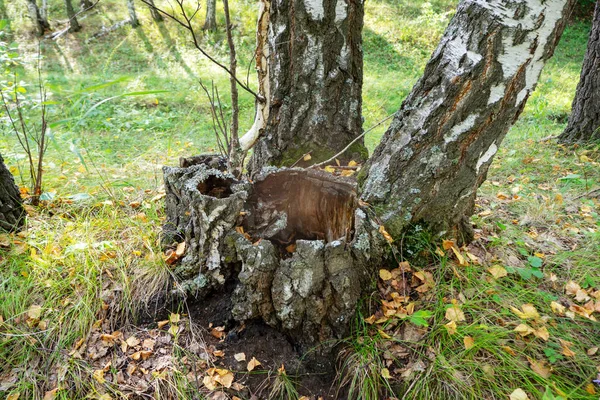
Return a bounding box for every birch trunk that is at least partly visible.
[360,0,575,242]
[127,0,140,28]
[248,0,368,172]
[26,0,50,36]
[203,0,217,31]
[0,155,25,233]
[65,0,81,32]
[559,1,600,143]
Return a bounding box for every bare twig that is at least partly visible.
[311,114,395,168]
[574,187,600,199]
[139,0,263,102]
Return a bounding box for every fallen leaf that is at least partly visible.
[444,320,457,335]
[381,367,391,379]
[445,304,466,322]
[550,301,566,315]
[509,388,529,400]
[450,246,468,266]
[247,357,261,372]
[379,269,393,281]
[528,357,551,378]
[587,347,598,356]
[175,242,186,257]
[585,383,596,395]
[303,154,312,161]
[463,336,475,350]
[169,313,180,324]
[27,305,42,320]
[379,226,393,243]
[157,320,169,329]
[510,304,540,320]
[43,388,58,400]
[234,353,246,362]
[514,324,535,337]
[533,326,549,341]
[93,369,106,384]
[565,281,581,296]
[6,393,20,400]
[559,339,576,357]
[126,336,140,347]
[488,266,507,279]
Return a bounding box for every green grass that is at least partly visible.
[1,0,599,399]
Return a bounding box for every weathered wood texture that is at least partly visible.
[163,163,385,346]
[0,155,25,232]
[360,0,575,242]
[560,1,600,143]
[248,0,368,171]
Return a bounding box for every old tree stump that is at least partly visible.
[162,156,386,348]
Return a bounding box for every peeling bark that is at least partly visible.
[248,0,368,171]
[26,0,50,36]
[162,162,386,347]
[0,155,25,232]
[360,0,575,242]
[560,1,600,144]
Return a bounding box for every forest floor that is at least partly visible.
[1,0,599,399]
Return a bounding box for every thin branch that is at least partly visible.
[138,0,264,102]
[311,114,395,168]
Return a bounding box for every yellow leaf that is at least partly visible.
[509,388,529,400]
[502,346,517,356]
[169,313,180,324]
[157,320,169,329]
[168,324,178,336]
[510,304,540,320]
[442,240,455,250]
[247,357,261,372]
[348,160,358,167]
[585,383,596,395]
[450,246,468,266]
[43,389,59,400]
[463,336,475,350]
[514,324,535,337]
[364,315,376,324]
[559,339,576,357]
[488,266,507,279]
[379,269,393,281]
[565,281,581,296]
[528,357,551,378]
[324,166,335,173]
[550,301,566,315]
[378,226,393,243]
[444,320,457,335]
[445,304,466,322]
[6,393,20,400]
[303,154,312,161]
[381,367,391,379]
[93,369,106,384]
[533,326,550,341]
[27,304,42,320]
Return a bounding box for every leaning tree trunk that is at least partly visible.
[359,0,575,243]
[145,0,163,22]
[203,0,216,31]
[0,155,25,232]
[127,0,140,27]
[559,1,600,143]
[248,0,368,172]
[64,0,81,32]
[26,0,50,36]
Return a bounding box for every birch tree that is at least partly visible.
[559,0,600,143]
[25,0,50,36]
[203,0,216,31]
[127,0,140,27]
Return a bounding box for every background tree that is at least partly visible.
[0,155,24,232]
[65,0,81,32]
[145,0,163,22]
[559,0,600,143]
[80,0,93,10]
[25,0,50,36]
[248,0,368,172]
[203,0,216,31]
[127,0,139,27]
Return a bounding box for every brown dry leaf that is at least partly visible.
[92,369,106,384]
[445,303,466,322]
[157,320,169,329]
[559,339,576,357]
[247,357,261,372]
[126,336,140,347]
[414,271,435,293]
[444,320,457,335]
[510,304,540,320]
[575,288,591,302]
[175,242,186,257]
[565,281,581,296]
[142,338,155,350]
[379,269,393,281]
[528,358,551,378]
[43,389,58,400]
[6,393,20,400]
[27,304,42,320]
[379,226,393,243]
[533,326,550,341]
[570,304,595,320]
[450,246,468,266]
[587,347,598,356]
[211,326,226,340]
[514,324,535,337]
[234,352,246,362]
[550,301,566,315]
[364,315,376,324]
[169,313,180,324]
[285,244,296,253]
[488,266,507,279]
[465,252,479,264]
[509,388,529,400]
[502,346,517,356]
[203,375,217,390]
[463,336,475,350]
[442,240,455,250]
[213,350,225,357]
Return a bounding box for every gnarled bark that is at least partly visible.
[248,0,368,171]
[0,155,25,232]
[559,1,600,144]
[162,160,386,347]
[360,0,575,242]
